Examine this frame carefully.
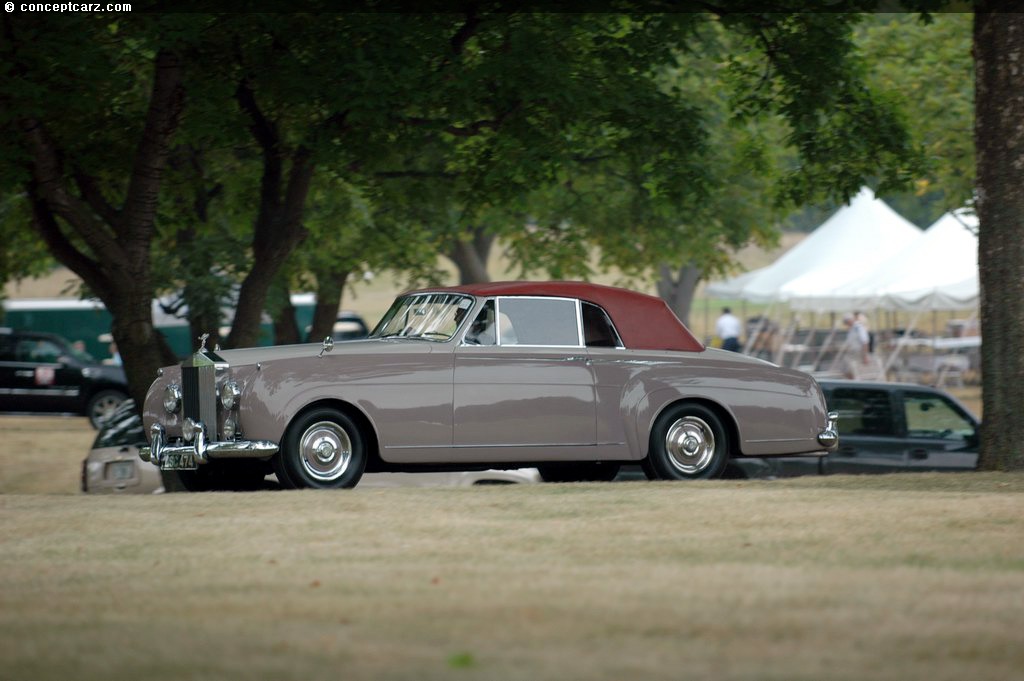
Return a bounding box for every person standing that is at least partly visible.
[843,313,870,378]
[715,307,743,352]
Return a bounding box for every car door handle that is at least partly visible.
[564,356,588,362]
[909,449,929,460]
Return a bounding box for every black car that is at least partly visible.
[617,379,979,480]
[0,328,129,428]
[331,311,370,341]
[812,379,979,474]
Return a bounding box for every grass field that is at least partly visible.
[2,415,1023,681]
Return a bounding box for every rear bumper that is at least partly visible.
[140,423,278,469]
[817,411,840,450]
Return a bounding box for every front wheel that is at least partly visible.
[644,403,729,480]
[275,408,367,489]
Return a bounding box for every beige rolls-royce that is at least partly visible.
[141,281,838,489]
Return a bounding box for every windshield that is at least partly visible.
[370,293,474,342]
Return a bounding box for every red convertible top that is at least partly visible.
[414,281,705,353]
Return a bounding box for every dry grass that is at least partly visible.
[2,415,1024,681]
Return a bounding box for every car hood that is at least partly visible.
[212,338,402,368]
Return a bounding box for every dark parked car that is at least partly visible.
[814,379,978,474]
[81,399,164,494]
[140,281,837,489]
[0,328,128,428]
[332,311,370,341]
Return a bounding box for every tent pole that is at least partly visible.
[743,302,773,356]
[884,309,922,377]
[812,315,839,372]
[791,310,815,370]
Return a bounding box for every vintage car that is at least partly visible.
[140,282,838,489]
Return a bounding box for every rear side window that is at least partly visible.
[497,297,581,347]
[582,302,622,348]
[829,387,896,437]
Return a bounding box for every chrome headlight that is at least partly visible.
[182,417,200,443]
[220,381,241,410]
[163,384,182,414]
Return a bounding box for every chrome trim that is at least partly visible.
[817,411,840,449]
[664,415,716,475]
[163,383,182,414]
[219,381,241,410]
[140,421,278,468]
[319,336,334,357]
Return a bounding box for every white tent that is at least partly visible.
[706,187,922,303]
[789,209,978,312]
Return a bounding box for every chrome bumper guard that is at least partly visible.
[816,411,840,449]
[140,423,278,468]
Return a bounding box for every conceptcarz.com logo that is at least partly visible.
[5,2,133,11]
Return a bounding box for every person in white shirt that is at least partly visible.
[715,307,742,352]
[843,313,870,377]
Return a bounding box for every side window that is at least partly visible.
[903,392,976,441]
[497,297,581,347]
[16,338,64,363]
[0,336,15,362]
[464,301,496,346]
[582,302,622,348]
[830,387,896,437]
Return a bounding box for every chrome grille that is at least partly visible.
[182,352,217,438]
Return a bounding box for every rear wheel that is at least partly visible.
[537,462,621,482]
[644,403,729,480]
[276,408,366,489]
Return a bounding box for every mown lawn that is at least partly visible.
[2,426,1022,681]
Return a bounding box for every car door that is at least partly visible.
[898,389,979,471]
[4,335,83,414]
[825,385,908,473]
[454,296,597,459]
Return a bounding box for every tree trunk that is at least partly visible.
[974,5,1024,471]
[21,49,184,409]
[226,81,314,349]
[309,269,350,342]
[268,273,302,346]
[656,262,702,326]
[447,227,495,284]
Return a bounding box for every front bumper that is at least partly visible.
[140,423,278,469]
[816,411,840,450]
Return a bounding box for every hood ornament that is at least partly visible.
[198,333,210,353]
[319,336,334,358]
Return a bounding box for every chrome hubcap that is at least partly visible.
[664,416,716,475]
[299,421,352,482]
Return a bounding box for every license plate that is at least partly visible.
[162,452,198,470]
[105,460,135,481]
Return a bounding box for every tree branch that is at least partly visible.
[120,49,186,246]
[72,167,119,226]
[27,183,111,302]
